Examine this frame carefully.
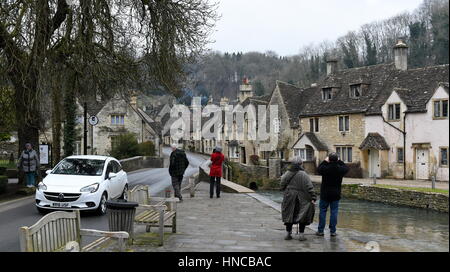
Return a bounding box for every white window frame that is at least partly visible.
[433,99,449,119]
[388,103,401,121]
[397,147,404,163]
[440,147,449,167]
[336,146,353,163]
[111,114,125,125]
[338,115,350,132]
[309,117,320,133]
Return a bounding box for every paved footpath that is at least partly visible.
[124,182,368,252]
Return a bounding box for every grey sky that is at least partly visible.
[209,0,423,56]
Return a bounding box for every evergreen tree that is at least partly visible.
[409,22,428,68]
[253,81,266,96]
[431,6,449,65]
[364,33,377,66]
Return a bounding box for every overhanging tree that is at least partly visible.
[0,0,217,170]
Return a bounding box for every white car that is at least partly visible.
[36,155,128,215]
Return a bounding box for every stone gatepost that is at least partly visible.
[268,158,281,179]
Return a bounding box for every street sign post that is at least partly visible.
[88,115,99,126]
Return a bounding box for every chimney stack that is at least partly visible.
[326,59,338,76]
[394,38,408,71]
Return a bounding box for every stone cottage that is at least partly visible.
[75,93,162,157]
[295,39,449,179]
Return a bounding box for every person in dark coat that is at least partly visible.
[18,143,40,188]
[168,144,190,201]
[316,152,349,237]
[280,156,317,241]
[209,146,225,198]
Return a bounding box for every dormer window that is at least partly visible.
[322,88,332,101]
[388,103,401,121]
[350,84,362,98]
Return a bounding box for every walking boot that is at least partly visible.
[284,232,293,240]
[298,233,307,241]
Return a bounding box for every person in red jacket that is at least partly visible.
[209,146,225,198]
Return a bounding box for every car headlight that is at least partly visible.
[38,182,47,191]
[80,183,100,193]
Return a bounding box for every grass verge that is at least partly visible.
[374,184,449,194]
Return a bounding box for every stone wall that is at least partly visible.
[299,113,366,163]
[310,182,448,213]
[119,156,164,172]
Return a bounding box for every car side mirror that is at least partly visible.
[108,172,118,179]
[45,170,52,175]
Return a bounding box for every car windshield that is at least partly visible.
[52,159,105,176]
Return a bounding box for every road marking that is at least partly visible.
[0,196,35,213]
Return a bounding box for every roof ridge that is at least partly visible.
[276,80,302,89]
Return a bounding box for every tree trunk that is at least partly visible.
[13,80,41,186]
[51,77,62,165]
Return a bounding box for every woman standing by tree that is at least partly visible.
[18,143,40,188]
[209,146,225,199]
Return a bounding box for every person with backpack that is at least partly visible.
[168,143,190,201]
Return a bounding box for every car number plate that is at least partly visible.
[52,203,70,208]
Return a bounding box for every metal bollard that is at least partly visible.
[372,174,377,185]
[432,176,436,190]
[189,177,195,198]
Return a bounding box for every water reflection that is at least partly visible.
[259,191,449,252]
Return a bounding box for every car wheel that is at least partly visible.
[37,207,48,215]
[119,184,128,200]
[96,193,108,215]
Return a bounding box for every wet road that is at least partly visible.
[0,148,208,252]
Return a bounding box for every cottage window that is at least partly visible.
[433,99,449,119]
[295,146,314,161]
[338,116,350,132]
[350,85,362,98]
[309,118,319,133]
[322,88,332,101]
[441,147,448,166]
[336,146,352,163]
[111,115,125,125]
[397,148,404,163]
[388,104,401,121]
[229,146,239,159]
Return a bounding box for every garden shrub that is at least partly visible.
[110,133,140,160]
[138,141,156,157]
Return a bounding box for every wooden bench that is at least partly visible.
[127,185,179,246]
[19,210,129,252]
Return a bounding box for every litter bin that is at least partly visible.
[106,199,139,241]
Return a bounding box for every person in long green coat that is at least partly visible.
[280,156,317,241]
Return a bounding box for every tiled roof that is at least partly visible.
[391,66,449,113]
[300,63,397,117]
[276,81,314,128]
[359,133,390,150]
[299,63,449,117]
[292,132,328,151]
